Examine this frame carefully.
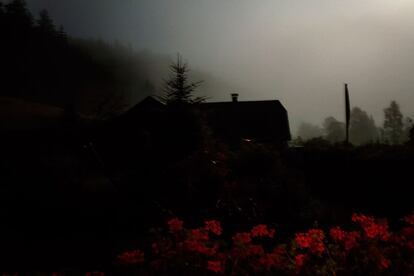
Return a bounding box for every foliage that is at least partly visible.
[302,137,332,148]
[0,0,159,115]
[349,107,378,145]
[37,9,55,34]
[323,117,345,143]
[111,212,414,275]
[403,117,413,144]
[296,122,324,141]
[383,101,404,144]
[410,125,414,144]
[160,54,205,105]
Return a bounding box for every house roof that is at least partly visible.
[120,96,165,117]
[116,96,291,142]
[201,99,287,112]
[200,99,291,142]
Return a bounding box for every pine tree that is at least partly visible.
[383,100,404,144]
[0,3,4,31]
[57,25,68,43]
[0,2,4,17]
[37,9,56,34]
[5,0,33,28]
[161,54,204,105]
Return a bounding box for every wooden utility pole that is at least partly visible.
[345,83,350,144]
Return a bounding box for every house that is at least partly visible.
[117,94,291,146]
[200,94,291,145]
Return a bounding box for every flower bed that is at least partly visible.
[115,212,414,275]
[2,213,413,275]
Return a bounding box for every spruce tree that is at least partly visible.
[37,9,56,34]
[383,100,404,144]
[5,0,33,28]
[161,54,204,105]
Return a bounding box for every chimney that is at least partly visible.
[231,93,239,103]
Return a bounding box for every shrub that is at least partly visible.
[115,212,414,275]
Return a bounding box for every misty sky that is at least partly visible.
[25,0,414,132]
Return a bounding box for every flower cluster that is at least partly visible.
[204,220,223,236]
[251,224,275,238]
[85,272,104,276]
[184,228,218,256]
[207,260,225,273]
[117,249,145,265]
[352,213,390,241]
[329,226,361,251]
[167,218,184,233]
[294,228,325,255]
[114,213,414,275]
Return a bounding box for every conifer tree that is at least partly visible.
[37,9,55,34]
[383,100,404,144]
[5,0,33,28]
[161,54,204,105]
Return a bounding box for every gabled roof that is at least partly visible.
[136,96,165,109]
[114,96,291,142]
[201,99,287,112]
[200,99,291,142]
[122,96,165,115]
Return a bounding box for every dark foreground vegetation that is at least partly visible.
[0,1,414,275]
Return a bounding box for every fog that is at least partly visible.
[25,0,414,133]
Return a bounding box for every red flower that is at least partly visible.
[396,226,414,249]
[85,272,104,276]
[205,220,223,236]
[401,226,414,236]
[344,231,360,251]
[295,229,325,255]
[378,257,391,270]
[232,232,252,245]
[258,254,276,270]
[118,249,144,265]
[310,241,325,255]
[190,229,209,241]
[167,218,183,233]
[184,228,217,255]
[352,213,374,224]
[247,244,265,256]
[207,260,224,273]
[308,229,325,240]
[185,240,217,256]
[295,254,307,268]
[295,233,312,248]
[403,213,414,225]
[330,226,346,241]
[251,224,275,238]
[352,214,390,241]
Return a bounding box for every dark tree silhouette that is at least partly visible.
[296,122,323,141]
[37,9,55,35]
[323,116,345,143]
[57,25,68,42]
[349,107,378,145]
[0,3,4,34]
[161,54,204,105]
[383,101,404,144]
[403,117,413,143]
[4,0,33,28]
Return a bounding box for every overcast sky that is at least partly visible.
[25,0,414,131]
